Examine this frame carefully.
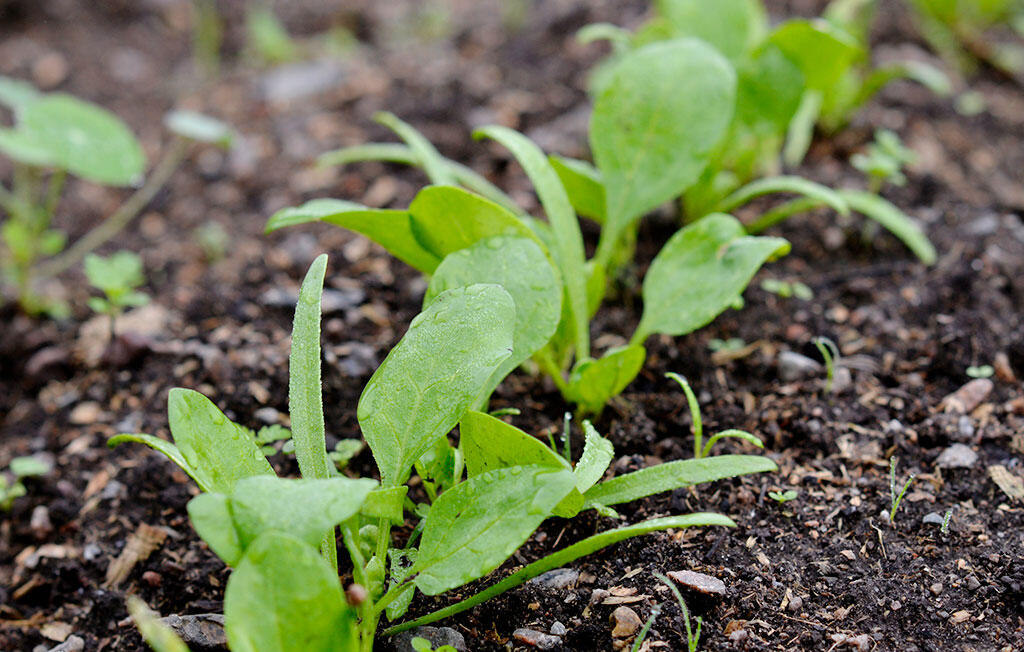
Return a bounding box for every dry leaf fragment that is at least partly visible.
[41,621,73,642]
[988,465,1024,501]
[104,523,167,588]
[949,610,971,624]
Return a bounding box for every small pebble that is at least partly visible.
[930,583,943,595]
[666,570,727,597]
[142,571,162,587]
[941,378,993,413]
[966,576,981,591]
[846,634,872,651]
[160,614,226,648]
[30,506,53,540]
[936,443,978,469]
[610,606,642,637]
[922,512,946,526]
[550,621,566,636]
[777,351,822,381]
[512,628,561,650]
[45,636,84,652]
[957,415,975,441]
[728,629,748,643]
[528,567,580,590]
[787,595,803,612]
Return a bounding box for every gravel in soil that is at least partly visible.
[2,1,1023,651]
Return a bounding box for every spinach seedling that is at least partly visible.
[908,0,1024,77]
[1,455,51,511]
[667,372,765,459]
[112,255,776,651]
[851,129,917,193]
[768,489,799,503]
[888,456,916,525]
[655,571,702,652]
[84,251,149,334]
[0,78,233,315]
[813,336,841,394]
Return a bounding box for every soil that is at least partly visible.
[2,1,1023,651]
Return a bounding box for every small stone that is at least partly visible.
[550,621,567,636]
[666,570,727,597]
[778,351,823,381]
[610,606,643,637]
[512,628,561,650]
[966,576,981,591]
[261,59,347,104]
[45,636,84,652]
[142,571,162,587]
[83,543,102,561]
[32,52,68,88]
[68,401,103,425]
[846,634,871,651]
[728,629,748,643]
[528,567,580,590]
[30,506,53,540]
[922,512,946,526]
[787,595,803,612]
[160,614,226,648]
[831,366,853,393]
[941,378,993,413]
[930,583,943,595]
[936,444,978,469]
[949,610,971,624]
[891,600,902,610]
[391,626,466,652]
[956,415,975,441]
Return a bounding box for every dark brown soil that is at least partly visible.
[2,1,1023,651]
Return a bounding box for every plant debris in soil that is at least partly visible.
[2,1,1023,651]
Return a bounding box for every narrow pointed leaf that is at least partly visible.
[374,111,455,185]
[838,189,936,264]
[716,175,849,215]
[107,433,202,489]
[574,422,614,493]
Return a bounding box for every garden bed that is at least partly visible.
[1,1,1023,650]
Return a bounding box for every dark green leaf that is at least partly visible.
[565,345,646,414]
[549,154,606,223]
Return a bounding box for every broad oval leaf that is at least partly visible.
[225,532,358,652]
[426,235,561,403]
[461,411,570,476]
[656,0,767,61]
[565,345,646,414]
[734,45,806,135]
[187,492,243,565]
[19,94,145,186]
[0,75,40,110]
[265,199,440,273]
[768,19,862,93]
[358,284,515,486]
[584,454,778,508]
[408,186,538,261]
[591,38,736,261]
[165,388,275,494]
[412,465,576,595]
[634,214,789,343]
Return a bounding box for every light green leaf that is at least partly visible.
[715,176,849,216]
[473,125,590,360]
[633,214,789,343]
[374,112,454,185]
[84,251,145,295]
[127,596,191,652]
[574,422,613,493]
[359,486,409,524]
[768,19,862,93]
[550,154,606,223]
[187,493,243,565]
[164,110,234,147]
[565,345,646,414]
[289,255,331,481]
[107,433,199,487]
[225,532,358,652]
[838,189,936,264]
[591,38,736,268]
[656,0,767,61]
[18,94,145,186]
[412,465,576,595]
[166,388,275,494]
[461,410,570,476]
[426,235,561,403]
[358,285,515,486]
[0,128,56,166]
[0,75,40,110]
[584,454,777,508]
[408,186,537,261]
[264,199,441,273]
[734,44,805,135]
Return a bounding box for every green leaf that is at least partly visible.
[225,532,358,652]
[634,214,789,343]
[167,388,275,494]
[84,251,146,295]
[473,125,590,361]
[18,94,145,186]
[411,465,576,595]
[715,176,849,216]
[426,235,561,403]
[565,345,646,414]
[374,112,455,185]
[549,154,606,223]
[733,44,805,135]
[359,486,409,525]
[408,186,537,261]
[0,128,56,166]
[358,285,515,486]
[584,454,777,508]
[265,199,441,273]
[289,254,332,481]
[591,38,736,268]
[656,0,767,61]
[386,548,419,620]
[384,513,734,636]
[164,110,234,147]
[461,411,570,476]
[9,456,50,478]
[838,189,936,264]
[127,596,191,652]
[0,75,41,111]
[187,492,243,565]
[574,422,613,493]
[768,19,862,93]
[107,433,200,487]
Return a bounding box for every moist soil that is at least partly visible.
[1,1,1023,651]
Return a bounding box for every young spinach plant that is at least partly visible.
[84,250,150,332]
[0,455,51,511]
[666,372,765,459]
[111,254,777,651]
[0,77,232,315]
[888,455,916,525]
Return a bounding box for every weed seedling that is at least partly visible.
[851,129,917,194]
[768,489,799,504]
[666,372,765,459]
[629,604,662,652]
[888,456,916,525]
[655,571,702,652]
[84,251,149,336]
[761,278,813,300]
[966,364,994,379]
[941,507,954,535]
[813,336,840,394]
[1,455,51,510]
[410,638,457,652]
